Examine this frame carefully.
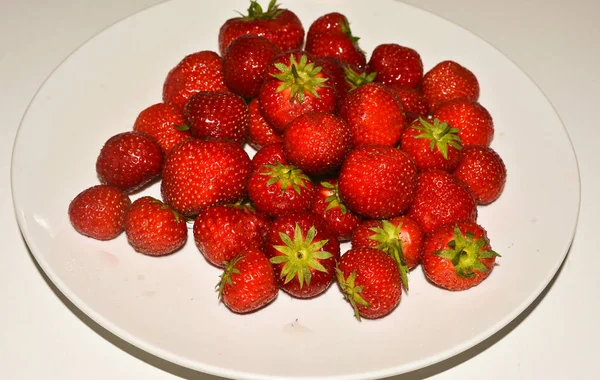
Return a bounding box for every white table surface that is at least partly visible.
[1,0,598,379]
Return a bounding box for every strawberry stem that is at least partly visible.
[368,220,410,290]
[336,267,369,321]
[412,117,463,159]
[271,54,329,104]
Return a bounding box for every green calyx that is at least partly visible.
[175,124,190,131]
[412,117,463,159]
[238,0,283,20]
[368,220,409,290]
[321,181,349,215]
[149,197,185,223]
[270,224,333,288]
[434,225,501,278]
[271,54,329,104]
[336,267,369,321]
[344,65,377,90]
[217,254,244,298]
[339,17,360,45]
[261,162,311,195]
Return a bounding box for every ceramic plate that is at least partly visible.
[11,0,580,378]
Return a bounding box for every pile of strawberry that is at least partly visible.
[68,0,507,320]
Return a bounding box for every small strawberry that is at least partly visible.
[193,204,271,268]
[247,98,283,151]
[338,146,418,219]
[336,247,401,320]
[305,12,350,44]
[388,84,429,123]
[68,185,131,240]
[183,91,249,144]
[422,60,479,111]
[313,57,353,104]
[218,249,278,313]
[367,43,423,88]
[124,196,187,256]
[422,222,499,291]
[454,146,507,205]
[162,51,229,112]
[96,131,164,193]
[161,140,251,217]
[433,99,494,147]
[311,180,362,242]
[132,103,192,155]
[250,142,287,172]
[266,212,340,298]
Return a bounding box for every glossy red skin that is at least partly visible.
[422,60,480,112]
[306,12,349,45]
[161,140,251,217]
[124,197,187,256]
[311,180,362,242]
[388,84,429,124]
[266,50,316,77]
[96,131,164,193]
[183,91,249,144]
[454,146,507,205]
[338,146,418,219]
[433,99,494,147]
[247,164,315,218]
[339,83,405,147]
[193,205,271,268]
[314,57,355,106]
[400,118,463,172]
[305,30,366,69]
[68,185,131,240]
[133,103,192,155]
[422,221,496,290]
[337,247,401,319]
[367,44,423,88]
[247,98,283,150]
[283,112,352,175]
[221,248,279,313]
[222,35,281,99]
[218,9,304,55]
[406,170,478,235]
[162,51,229,112]
[351,216,424,270]
[250,142,287,172]
[266,212,340,298]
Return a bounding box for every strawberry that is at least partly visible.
[250,142,287,172]
[161,139,251,217]
[96,131,164,193]
[258,54,336,132]
[218,249,278,313]
[336,247,401,320]
[314,57,357,106]
[454,145,507,205]
[306,12,350,44]
[338,82,405,148]
[133,103,192,155]
[124,196,187,256]
[367,43,423,88]
[218,0,304,54]
[311,179,362,242]
[406,170,478,235]
[388,84,429,123]
[266,212,340,298]
[162,51,228,112]
[222,34,281,99]
[194,203,270,267]
[400,117,463,172]
[422,222,499,290]
[183,91,249,144]
[433,99,494,147]
[283,112,352,175]
[422,60,479,111]
[68,185,131,240]
[247,98,283,150]
[247,162,314,217]
[338,145,418,219]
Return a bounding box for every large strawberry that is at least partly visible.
[133,103,192,155]
[311,179,362,242]
[454,145,507,204]
[433,99,494,147]
[266,212,340,298]
[367,43,423,88]
[250,142,287,172]
[421,60,479,111]
[247,98,282,150]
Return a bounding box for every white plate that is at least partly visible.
[11,0,580,379]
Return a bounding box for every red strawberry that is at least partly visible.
[336,247,401,320]
[283,112,352,175]
[183,91,249,144]
[306,29,366,69]
[266,212,340,298]
[250,142,287,172]
[124,196,187,256]
[400,117,463,172]
[338,146,418,219]
[422,60,479,111]
[306,12,349,44]
[406,170,478,235]
[222,34,281,99]
[338,82,405,148]
[96,131,164,193]
[218,249,278,313]
[422,222,499,291]
[161,140,251,217]
[454,145,507,204]
[311,179,362,242]
[162,51,228,112]
[68,185,131,240]
[247,98,283,150]
[133,103,192,155]
[259,54,336,132]
[247,162,314,217]
[218,0,304,54]
[433,99,494,147]
[388,84,429,123]
[194,204,270,268]
[367,43,423,88]
[314,57,359,105]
